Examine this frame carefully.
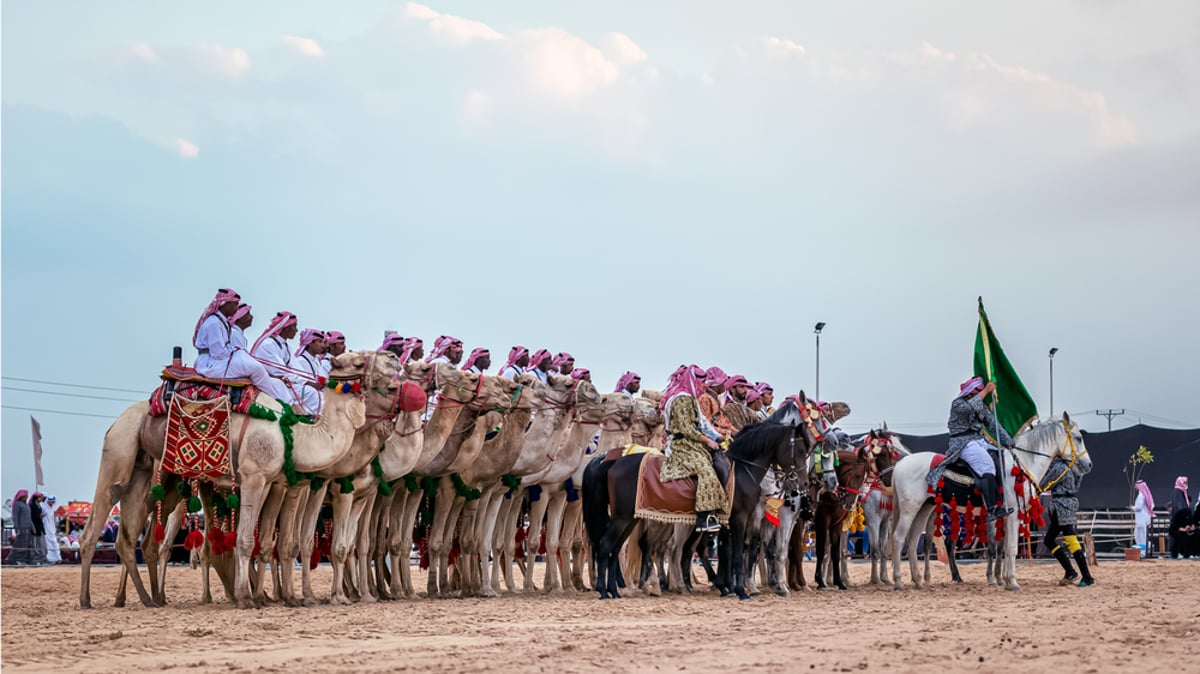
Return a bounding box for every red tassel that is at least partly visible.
[310,545,321,571]
[223,531,238,555]
[153,523,166,543]
[251,529,261,559]
[184,530,204,551]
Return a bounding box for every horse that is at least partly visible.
[584,395,828,600]
[889,412,1091,590]
[860,430,910,586]
[811,447,873,590]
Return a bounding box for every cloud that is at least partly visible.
[281,35,325,58]
[517,28,620,98]
[762,36,805,56]
[129,42,158,63]
[463,89,490,124]
[175,138,199,158]
[405,2,503,43]
[603,33,647,65]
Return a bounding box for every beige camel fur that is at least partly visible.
[79,351,382,609]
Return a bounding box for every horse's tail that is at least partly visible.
[624,521,644,588]
[582,454,614,556]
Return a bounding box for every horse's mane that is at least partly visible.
[1019,419,1065,452]
[727,419,799,463]
[766,400,800,424]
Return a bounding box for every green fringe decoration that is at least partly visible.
[371,455,392,496]
[420,476,438,498]
[187,495,202,513]
[150,484,166,502]
[403,473,420,494]
[248,402,277,421]
[379,480,393,497]
[451,472,481,501]
[501,474,522,491]
[176,482,192,498]
[226,493,239,510]
[337,476,355,494]
[276,400,316,486]
[309,476,326,491]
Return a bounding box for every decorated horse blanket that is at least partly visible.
[149,365,257,417]
[160,393,233,481]
[634,452,735,526]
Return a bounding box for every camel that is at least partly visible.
[489,374,583,594]
[353,369,516,602]
[449,372,542,597]
[78,350,387,609]
[518,380,612,593]
[421,373,525,598]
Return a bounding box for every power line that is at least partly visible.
[1,405,119,420]
[1,386,142,404]
[1,376,148,395]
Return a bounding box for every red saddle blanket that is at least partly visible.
[634,453,735,526]
[161,394,233,481]
[149,365,257,417]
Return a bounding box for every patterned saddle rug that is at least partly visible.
[601,443,663,463]
[161,393,233,481]
[149,365,257,417]
[634,452,735,526]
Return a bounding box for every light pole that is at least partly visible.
[1048,347,1058,418]
[814,322,826,401]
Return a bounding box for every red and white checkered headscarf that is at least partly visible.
[614,371,640,393]
[399,337,424,363]
[663,364,706,410]
[294,329,326,356]
[325,331,345,347]
[380,333,406,351]
[501,346,529,374]
[428,335,462,361]
[230,303,252,325]
[552,352,574,371]
[193,288,241,347]
[463,347,490,371]
[251,311,298,354]
[704,366,727,388]
[528,349,552,371]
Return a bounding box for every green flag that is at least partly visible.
[973,297,1038,438]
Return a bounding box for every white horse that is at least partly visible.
[861,432,911,586]
[890,412,1090,590]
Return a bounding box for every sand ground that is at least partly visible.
[2,559,1196,673]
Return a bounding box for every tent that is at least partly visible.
[897,424,1200,509]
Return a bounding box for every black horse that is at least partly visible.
[584,394,827,600]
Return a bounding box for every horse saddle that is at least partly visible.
[634,451,734,526]
[149,365,257,417]
[937,450,1002,487]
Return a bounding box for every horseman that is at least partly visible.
[659,365,727,533]
[527,349,554,384]
[698,367,736,438]
[1040,453,1094,586]
[192,289,293,406]
[755,382,775,416]
[614,371,641,398]
[927,377,1014,522]
[499,346,530,380]
[293,329,327,415]
[463,347,490,374]
[426,335,464,366]
[721,374,757,431]
[745,387,766,420]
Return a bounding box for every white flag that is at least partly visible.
[32,416,45,487]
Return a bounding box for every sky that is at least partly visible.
[3,1,1199,504]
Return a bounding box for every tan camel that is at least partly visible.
[489,374,581,593]
[79,350,384,609]
[534,391,636,593]
[336,367,514,603]
[489,374,604,590]
[443,372,541,597]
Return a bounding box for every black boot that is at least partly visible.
[979,474,1013,521]
[1053,548,1079,586]
[1072,550,1095,587]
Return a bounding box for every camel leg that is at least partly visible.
[562,499,587,592]
[495,491,523,593]
[327,487,357,606]
[398,489,424,599]
[274,485,308,606]
[439,496,467,598]
[425,477,455,598]
[231,473,270,609]
[352,487,379,602]
[252,482,286,605]
[370,490,393,599]
[523,490,551,592]
[298,482,328,605]
[540,491,569,593]
[386,489,415,600]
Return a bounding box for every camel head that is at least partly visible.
[639,389,664,405]
[541,373,576,410]
[437,367,483,406]
[508,373,539,411]
[475,375,519,412]
[571,378,606,423]
[399,359,437,394]
[328,350,375,381]
[599,393,636,431]
[631,397,665,447]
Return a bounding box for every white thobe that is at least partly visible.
[252,336,304,404]
[500,365,524,380]
[230,326,248,351]
[193,314,292,402]
[293,351,326,414]
[42,508,60,563]
[1134,492,1152,555]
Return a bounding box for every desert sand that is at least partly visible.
[2,559,1196,673]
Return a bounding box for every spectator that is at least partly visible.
[29,493,47,565]
[1133,480,1154,558]
[42,495,61,564]
[8,490,35,566]
[1169,476,1192,559]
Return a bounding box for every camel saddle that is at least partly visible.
[634,452,735,526]
[148,364,257,417]
[601,444,663,463]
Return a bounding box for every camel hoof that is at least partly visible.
[359,593,378,604]
[301,596,319,607]
[237,598,256,610]
[1006,583,1022,592]
[331,594,353,606]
